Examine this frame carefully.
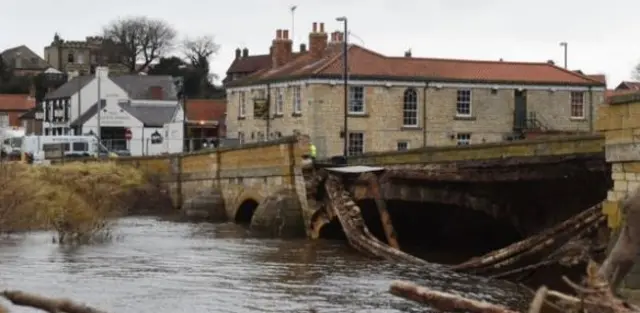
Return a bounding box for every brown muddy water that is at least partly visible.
[0,217,531,312]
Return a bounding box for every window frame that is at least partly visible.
[348,86,366,114]
[397,141,409,151]
[456,133,471,146]
[570,91,585,119]
[238,91,246,118]
[402,88,419,127]
[347,132,365,156]
[292,86,302,114]
[456,89,472,117]
[0,113,9,127]
[275,88,284,115]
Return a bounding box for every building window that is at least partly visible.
[292,86,301,113]
[257,131,265,142]
[403,88,418,127]
[275,88,284,114]
[67,53,74,63]
[77,54,84,64]
[275,131,282,138]
[347,132,364,156]
[397,141,409,151]
[456,133,471,146]
[570,91,585,118]
[238,92,246,117]
[348,86,365,114]
[456,89,472,117]
[238,131,245,144]
[0,113,8,127]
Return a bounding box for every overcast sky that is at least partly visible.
[1,0,637,87]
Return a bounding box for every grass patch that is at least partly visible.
[0,161,146,244]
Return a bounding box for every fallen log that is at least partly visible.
[389,280,519,313]
[453,204,601,271]
[1,290,108,313]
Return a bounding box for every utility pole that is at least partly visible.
[96,70,102,156]
[336,16,348,159]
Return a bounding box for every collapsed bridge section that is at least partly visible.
[306,152,611,281]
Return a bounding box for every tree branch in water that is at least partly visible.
[1,290,108,313]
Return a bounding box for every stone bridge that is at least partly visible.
[113,134,609,260]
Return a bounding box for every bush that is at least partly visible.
[0,161,145,243]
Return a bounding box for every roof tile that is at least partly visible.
[230,44,605,87]
[0,94,36,111]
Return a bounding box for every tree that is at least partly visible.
[148,56,199,98]
[182,36,222,98]
[102,16,177,73]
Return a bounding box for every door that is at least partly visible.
[513,90,527,131]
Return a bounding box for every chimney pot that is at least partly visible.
[235,48,241,59]
[242,47,249,57]
[330,32,336,42]
[404,50,412,57]
[320,23,325,33]
[283,29,289,40]
[300,43,307,52]
[276,29,283,39]
[547,59,555,65]
[312,22,318,32]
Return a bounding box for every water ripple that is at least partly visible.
[0,217,529,312]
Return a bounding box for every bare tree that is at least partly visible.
[633,62,640,81]
[102,16,177,73]
[182,35,220,81]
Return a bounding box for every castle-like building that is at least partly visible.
[43,33,129,75]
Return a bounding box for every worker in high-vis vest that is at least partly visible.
[309,143,317,163]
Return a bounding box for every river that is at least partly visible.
[0,217,531,312]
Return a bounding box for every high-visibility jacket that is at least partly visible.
[310,144,317,158]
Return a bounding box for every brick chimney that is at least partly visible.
[235,48,241,59]
[309,22,328,58]
[331,31,344,43]
[271,29,293,68]
[243,47,249,57]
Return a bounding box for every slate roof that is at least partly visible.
[70,100,177,128]
[1,45,50,70]
[118,101,178,127]
[44,74,178,100]
[44,76,93,99]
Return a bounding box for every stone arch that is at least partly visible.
[231,188,266,224]
[182,188,227,222]
[235,198,260,224]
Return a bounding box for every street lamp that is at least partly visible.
[559,42,568,69]
[177,65,188,152]
[336,16,348,159]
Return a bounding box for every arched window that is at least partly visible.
[403,88,418,127]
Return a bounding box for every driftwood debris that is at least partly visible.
[391,262,638,312]
[1,290,108,313]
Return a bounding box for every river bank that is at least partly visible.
[0,217,531,313]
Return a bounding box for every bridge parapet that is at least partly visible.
[597,92,640,290]
[347,134,604,166]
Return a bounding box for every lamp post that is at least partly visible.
[559,42,568,69]
[336,16,348,159]
[177,65,188,152]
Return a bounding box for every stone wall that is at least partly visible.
[596,92,640,289]
[114,136,311,236]
[227,81,603,158]
[347,133,604,165]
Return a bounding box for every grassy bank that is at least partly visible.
[0,161,150,243]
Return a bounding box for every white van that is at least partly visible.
[21,135,112,163]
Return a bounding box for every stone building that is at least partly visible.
[225,22,606,159]
[1,45,51,76]
[43,33,128,75]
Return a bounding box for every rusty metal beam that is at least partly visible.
[361,172,401,250]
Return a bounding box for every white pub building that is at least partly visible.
[42,67,183,156]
